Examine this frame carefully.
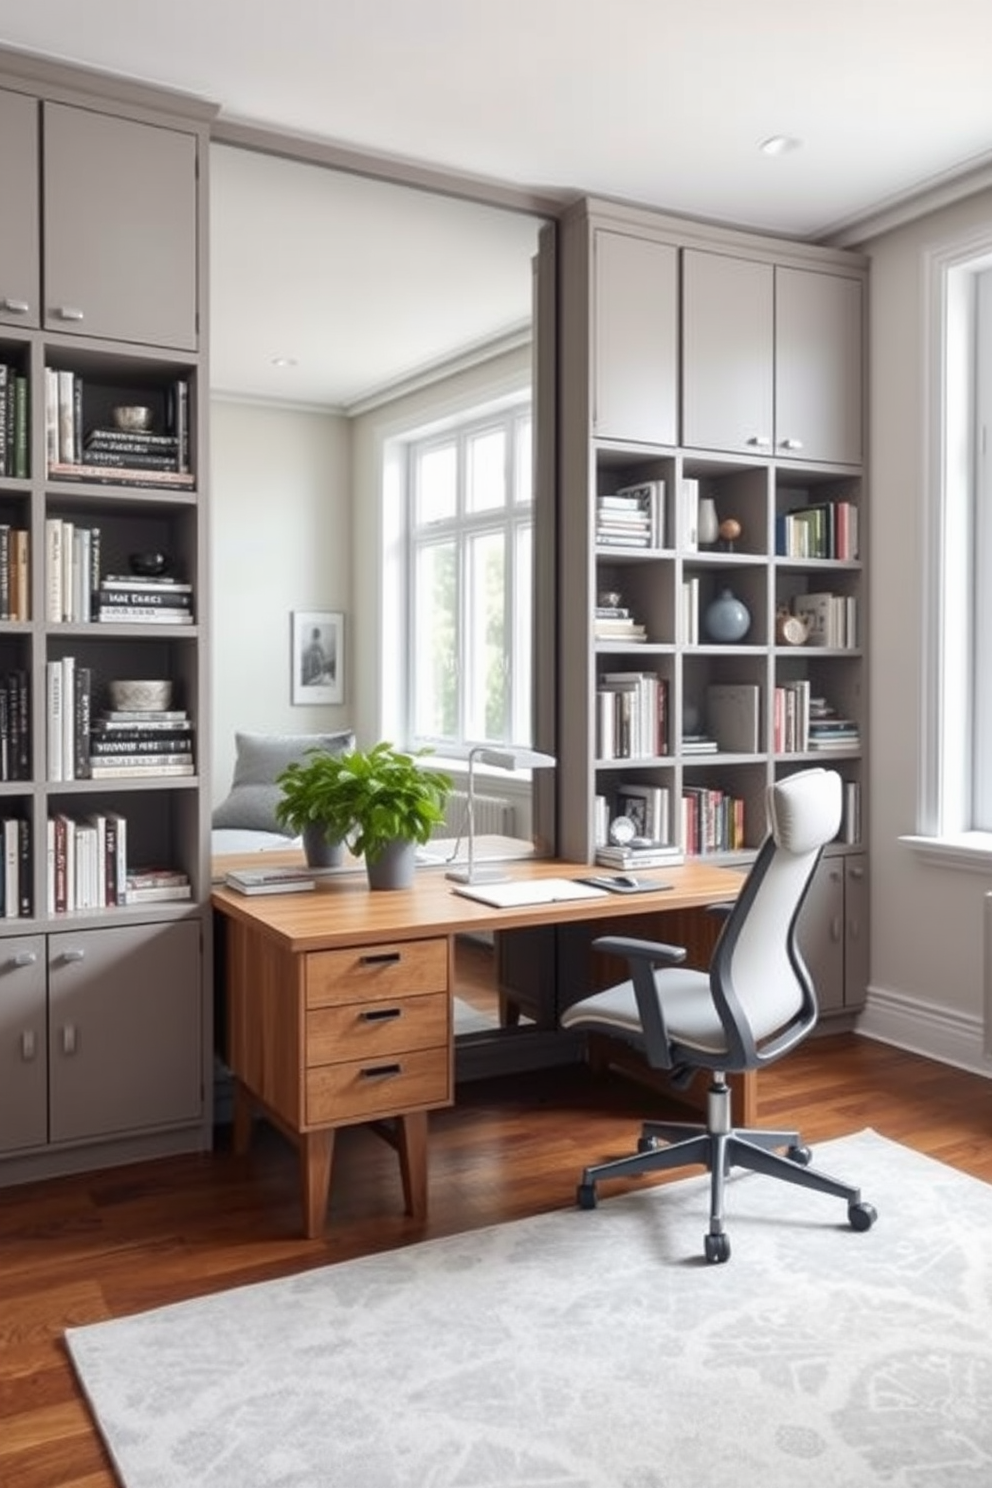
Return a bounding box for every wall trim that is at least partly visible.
[857,983,992,1080]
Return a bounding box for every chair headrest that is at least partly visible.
[767,769,842,855]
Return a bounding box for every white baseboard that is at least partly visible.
[857,984,992,1080]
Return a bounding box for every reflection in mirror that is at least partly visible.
[207,143,548,1055]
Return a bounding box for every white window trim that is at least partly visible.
[904,226,992,874]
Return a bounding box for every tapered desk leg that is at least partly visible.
[301,1128,336,1238]
[396,1112,428,1220]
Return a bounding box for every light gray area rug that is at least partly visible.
[66,1130,992,1488]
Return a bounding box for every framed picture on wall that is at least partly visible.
[292,610,344,705]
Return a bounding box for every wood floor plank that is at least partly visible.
[2,945,991,1482]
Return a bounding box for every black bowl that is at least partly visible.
[129,551,170,577]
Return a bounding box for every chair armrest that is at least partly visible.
[592,934,687,968]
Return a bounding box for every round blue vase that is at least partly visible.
[704,587,751,643]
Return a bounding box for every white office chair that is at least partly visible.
[561,768,877,1262]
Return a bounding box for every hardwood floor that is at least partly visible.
[2,943,991,1487]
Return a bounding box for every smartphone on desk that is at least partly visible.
[576,874,674,895]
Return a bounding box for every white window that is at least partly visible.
[912,231,992,863]
[403,401,533,755]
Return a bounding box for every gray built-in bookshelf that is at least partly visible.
[546,198,869,1022]
[0,51,215,1181]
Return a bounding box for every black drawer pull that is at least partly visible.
[359,1063,402,1081]
[359,952,402,966]
[360,1007,402,1022]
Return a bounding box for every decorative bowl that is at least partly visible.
[109,679,173,712]
[129,551,170,577]
[112,405,153,433]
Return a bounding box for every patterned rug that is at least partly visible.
[65,1130,992,1487]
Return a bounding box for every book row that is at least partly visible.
[0,364,29,479]
[45,809,191,913]
[44,369,193,488]
[44,519,196,624]
[596,672,669,760]
[0,525,29,620]
[0,816,32,918]
[0,671,30,782]
[46,657,195,781]
[776,500,860,560]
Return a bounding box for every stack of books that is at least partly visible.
[593,603,647,644]
[595,481,664,549]
[807,699,860,751]
[89,707,195,779]
[596,840,684,870]
[124,866,192,904]
[94,574,194,625]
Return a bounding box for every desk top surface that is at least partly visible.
[211,852,745,952]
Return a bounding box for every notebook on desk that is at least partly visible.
[451,877,610,909]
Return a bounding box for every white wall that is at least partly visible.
[858,189,992,1074]
[209,399,352,804]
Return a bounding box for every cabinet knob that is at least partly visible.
[746,435,771,447]
[830,916,843,943]
[61,1023,78,1056]
[7,949,38,968]
[20,1030,36,1061]
[58,947,86,964]
[0,297,30,315]
[52,305,85,322]
[848,865,865,880]
[780,437,805,451]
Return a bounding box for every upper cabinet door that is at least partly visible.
[43,103,198,350]
[775,267,863,466]
[682,249,774,455]
[0,88,40,329]
[593,229,678,446]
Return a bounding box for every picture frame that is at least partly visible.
[615,782,669,843]
[291,610,344,705]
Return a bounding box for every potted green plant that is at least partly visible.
[275,748,353,868]
[333,741,452,889]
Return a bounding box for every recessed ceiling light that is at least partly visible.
[270,356,298,368]
[760,135,802,158]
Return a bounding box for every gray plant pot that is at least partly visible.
[302,821,345,869]
[366,838,417,890]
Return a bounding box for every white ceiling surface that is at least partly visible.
[3,0,992,402]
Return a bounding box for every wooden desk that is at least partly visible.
[211,857,744,1236]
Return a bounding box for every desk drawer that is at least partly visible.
[306,939,448,1007]
[307,991,449,1067]
[306,1044,451,1125]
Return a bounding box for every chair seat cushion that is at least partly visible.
[561,968,729,1057]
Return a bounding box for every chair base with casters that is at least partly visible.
[575,1070,877,1264]
[562,769,878,1263]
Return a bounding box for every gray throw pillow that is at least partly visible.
[212,729,355,834]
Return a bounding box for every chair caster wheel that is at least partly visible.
[704,1232,731,1263]
[786,1144,812,1165]
[577,1183,598,1210]
[848,1200,877,1232]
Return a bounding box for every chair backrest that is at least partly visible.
[708,768,842,1070]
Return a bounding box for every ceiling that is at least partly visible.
[2,1,992,404]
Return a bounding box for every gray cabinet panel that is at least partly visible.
[0,936,46,1152]
[682,250,774,454]
[48,921,202,1143]
[798,853,868,1016]
[0,88,39,328]
[776,267,863,465]
[594,230,678,445]
[43,103,198,350]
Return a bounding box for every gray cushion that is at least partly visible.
[211,729,354,835]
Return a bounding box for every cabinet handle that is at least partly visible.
[780,437,805,451]
[57,947,86,964]
[61,1024,78,1056]
[0,297,30,315]
[7,949,38,968]
[360,1007,403,1022]
[52,305,85,322]
[359,1062,402,1081]
[359,952,402,966]
[746,435,771,447]
[830,916,843,943]
[20,1030,36,1061]
[848,866,865,881]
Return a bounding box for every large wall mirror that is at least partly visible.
[207,141,553,1063]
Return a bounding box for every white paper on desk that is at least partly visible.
[451,877,609,909]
